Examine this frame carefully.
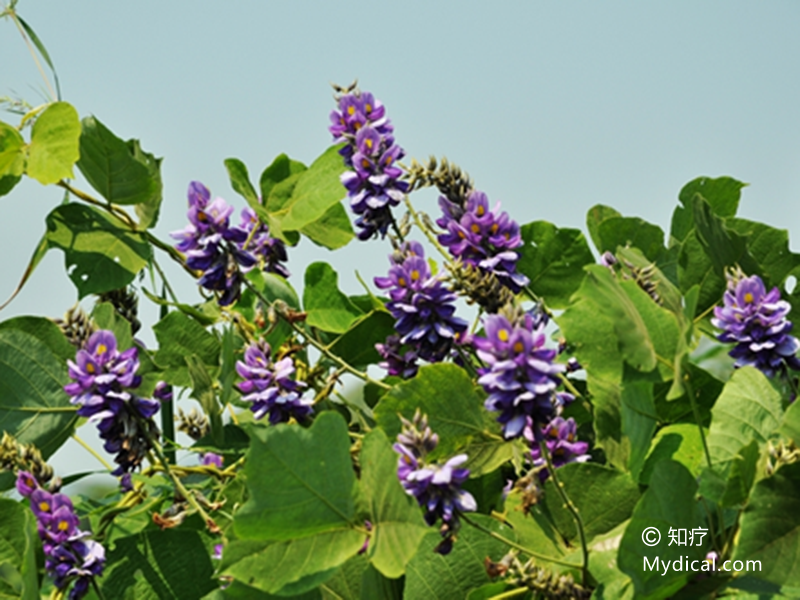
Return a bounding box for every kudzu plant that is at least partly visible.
[3,5,800,599]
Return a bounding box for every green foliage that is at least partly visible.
[328,310,395,368]
[26,102,81,184]
[734,462,800,587]
[0,499,39,600]
[0,328,77,458]
[706,367,783,465]
[234,412,357,540]
[153,310,220,387]
[403,515,514,600]
[78,116,163,228]
[359,429,429,577]
[101,530,218,599]
[303,262,363,333]
[516,221,594,308]
[44,203,152,297]
[0,121,25,179]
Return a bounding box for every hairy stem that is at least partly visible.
[539,440,589,586]
[72,434,113,471]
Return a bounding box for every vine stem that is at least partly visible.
[241,278,390,390]
[538,440,589,586]
[145,429,220,534]
[6,8,57,101]
[683,373,713,470]
[72,434,113,471]
[488,588,529,600]
[403,196,451,261]
[460,513,579,569]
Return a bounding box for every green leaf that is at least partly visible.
[92,301,133,351]
[542,463,641,545]
[275,144,348,232]
[691,194,754,275]
[0,173,21,197]
[678,175,746,218]
[220,530,364,596]
[224,158,259,205]
[719,439,759,507]
[586,204,621,252]
[299,201,354,249]
[44,203,152,297]
[77,116,163,210]
[101,530,217,599]
[328,310,396,368]
[0,499,39,600]
[374,364,501,465]
[153,311,220,387]
[0,328,77,459]
[597,216,668,264]
[360,429,428,578]
[0,121,25,177]
[516,221,594,308]
[780,397,800,447]
[618,460,706,598]
[260,153,307,202]
[235,412,356,541]
[0,316,74,362]
[677,231,726,317]
[620,381,657,479]
[303,262,363,333]
[734,462,800,587]
[403,515,515,599]
[706,367,783,465]
[640,423,707,485]
[498,494,574,570]
[318,554,367,600]
[26,102,80,185]
[239,270,300,349]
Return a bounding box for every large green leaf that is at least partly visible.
[677,175,746,218]
[374,364,504,467]
[44,203,151,297]
[618,460,707,599]
[328,310,395,368]
[0,499,38,600]
[224,157,259,205]
[101,530,217,599]
[706,367,783,465]
[780,398,800,447]
[275,144,348,232]
[239,270,300,349]
[516,221,594,308]
[691,194,754,275]
[300,201,354,249]
[26,102,81,185]
[0,316,74,362]
[677,231,726,316]
[501,494,572,568]
[597,216,667,264]
[220,529,364,596]
[403,515,514,600]
[639,423,706,485]
[234,412,357,541]
[260,153,307,201]
[153,311,220,387]
[360,429,429,578]
[0,121,25,177]
[0,328,77,459]
[77,116,163,210]
[303,262,363,333]
[619,382,657,479]
[541,463,641,545]
[734,462,800,587]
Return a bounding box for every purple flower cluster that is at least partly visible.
[171,182,289,306]
[712,270,800,378]
[474,313,573,439]
[329,89,409,240]
[64,330,159,483]
[16,472,105,600]
[393,412,476,555]
[375,242,468,370]
[235,340,313,424]
[438,190,529,293]
[528,417,590,480]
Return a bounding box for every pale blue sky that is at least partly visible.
[3,1,800,480]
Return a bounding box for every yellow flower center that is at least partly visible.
[86,363,95,374]
[398,277,407,287]
[39,501,50,512]
[471,224,480,234]
[744,292,754,303]
[410,270,420,282]
[362,159,370,168]
[477,205,485,216]
[498,329,509,342]
[366,103,372,114]
[490,223,499,234]
[513,341,523,353]
[97,344,107,354]
[365,138,373,150]
[347,106,355,116]
[58,520,69,532]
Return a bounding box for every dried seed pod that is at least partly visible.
[176,407,210,441]
[98,286,142,334]
[446,259,515,314]
[52,303,97,349]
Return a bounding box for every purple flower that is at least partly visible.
[235,340,313,424]
[21,488,105,599]
[202,452,224,469]
[393,412,476,554]
[237,208,290,278]
[153,381,173,402]
[375,334,419,379]
[172,182,270,306]
[212,544,224,560]
[474,313,573,439]
[16,471,38,497]
[437,190,529,293]
[528,417,590,480]
[374,242,468,366]
[330,89,409,240]
[64,330,159,478]
[712,270,800,378]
